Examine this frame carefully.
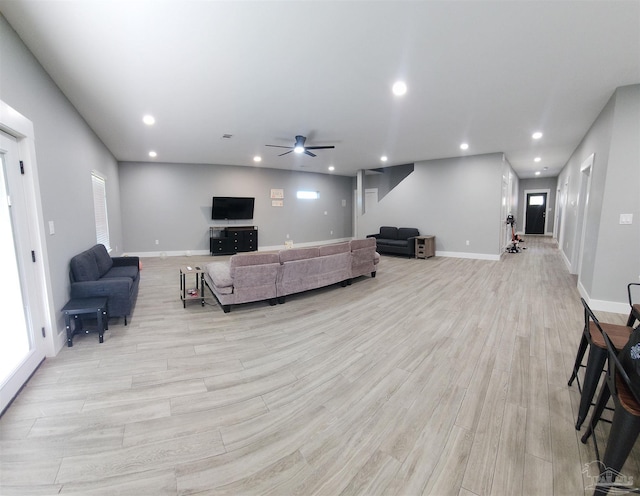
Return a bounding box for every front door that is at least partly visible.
[525,192,547,234]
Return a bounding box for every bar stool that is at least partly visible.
[568,298,632,430]
[627,283,640,327]
[581,325,640,496]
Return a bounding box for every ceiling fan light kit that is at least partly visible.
[266,135,335,158]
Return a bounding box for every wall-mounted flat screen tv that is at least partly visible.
[212,197,255,220]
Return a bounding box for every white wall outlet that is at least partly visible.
[48,220,55,235]
[342,199,346,207]
[330,230,333,235]
[155,239,159,245]
[620,213,633,225]
[286,233,290,239]
[466,240,470,246]
[324,211,328,215]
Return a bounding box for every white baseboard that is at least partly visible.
[125,238,354,258]
[577,279,630,315]
[123,249,211,258]
[436,251,501,261]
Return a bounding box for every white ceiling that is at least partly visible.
[2,1,639,178]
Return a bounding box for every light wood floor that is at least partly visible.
[1,237,637,495]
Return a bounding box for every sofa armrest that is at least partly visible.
[366,234,380,239]
[406,236,418,255]
[112,256,139,268]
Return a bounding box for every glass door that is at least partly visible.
[0,130,45,414]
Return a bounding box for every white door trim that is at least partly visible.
[0,101,53,413]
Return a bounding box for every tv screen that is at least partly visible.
[212,197,255,220]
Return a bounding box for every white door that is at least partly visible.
[364,188,378,214]
[0,130,46,413]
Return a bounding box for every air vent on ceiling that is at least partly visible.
[221,134,233,139]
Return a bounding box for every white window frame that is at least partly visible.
[91,171,110,251]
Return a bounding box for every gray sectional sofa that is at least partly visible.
[69,244,140,325]
[367,226,420,257]
[203,238,379,312]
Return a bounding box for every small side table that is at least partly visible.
[415,235,436,259]
[61,297,108,347]
[180,266,205,308]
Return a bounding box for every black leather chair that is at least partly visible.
[568,298,632,430]
[581,321,640,495]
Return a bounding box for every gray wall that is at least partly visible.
[0,14,123,351]
[557,84,640,308]
[118,162,353,253]
[357,153,507,257]
[517,177,558,235]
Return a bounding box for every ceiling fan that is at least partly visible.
[266,135,335,157]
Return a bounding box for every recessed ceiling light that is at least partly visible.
[534,157,541,162]
[143,115,155,125]
[148,151,157,158]
[535,171,541,176]
[460,143,469,150]
[392,81,407,96]
[328,166,335,171]
[380,155,388,162]
[253,156,262,162]
[532,131,543,140]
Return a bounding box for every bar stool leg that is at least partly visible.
[593,408,640,495]
[569,334,588,386]
[581,383,611,444]
[576,345,607,430]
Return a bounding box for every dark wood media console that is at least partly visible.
[210,226,258,255]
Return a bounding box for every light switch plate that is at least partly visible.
[620,213,633,225]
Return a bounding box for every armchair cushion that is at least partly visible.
[70,251,100,282]
[92,243,114,276]
[379,226,398,240]
[397,227,420,240]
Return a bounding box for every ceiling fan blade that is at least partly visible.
[304,150,317,157]
[266,145,293,149]
[278,150,294,156]
[305,146,335,150]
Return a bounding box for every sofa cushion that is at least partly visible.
[379,226,398,239]
[379,239,410,247]
[102,265,139,281]
[70,250,100,282]
[91,244,113,277]
[318,242,350,256]
[279,247,319,263]
[230,253,280,268]
[205,261,233,293]
[397,227,420,240]
[350,237,376,251]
